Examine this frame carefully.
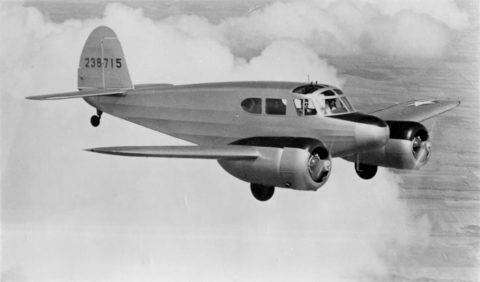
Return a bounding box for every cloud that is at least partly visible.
[201,0,468,58]
[360,0,470,29]
[1,0,465,281]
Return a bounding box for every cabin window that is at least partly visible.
[294,98,317,116]
[241,98,262,114]
[266,98,287,115]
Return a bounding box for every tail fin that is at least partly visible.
[78,26,133,90]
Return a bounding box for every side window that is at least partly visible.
[266,98,287,115]
[304,99,317,115]
[294,98,317,116]
[294,99,303,115]
[241,98,262,114]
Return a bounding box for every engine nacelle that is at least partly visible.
[218,143,331,191]
[346,121,432,169]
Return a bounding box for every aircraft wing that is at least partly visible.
[86,145,260,160]
[370,99,460,122]
[26,88,127,100]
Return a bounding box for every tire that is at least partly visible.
[355,163,377,180]
[90,115,100,127]
[250,183,275,201]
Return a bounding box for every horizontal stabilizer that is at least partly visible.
[370,99,460,122]
[86,145,260,160]
[26,89,126,100]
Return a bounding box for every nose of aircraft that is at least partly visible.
[354,115,389,151]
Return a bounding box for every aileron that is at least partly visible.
[370,99,460,122]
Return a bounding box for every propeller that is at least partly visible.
[412,136,432,168]
[308,153,331,182]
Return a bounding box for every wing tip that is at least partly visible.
[444,98,461,109]
[25,95,44,100]
[85,148,108,153]
[85,148,111,154]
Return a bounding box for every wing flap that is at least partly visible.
[370,99,460,122]
[86,145,260,160]
[26,88,127,100]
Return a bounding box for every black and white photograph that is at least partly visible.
[1,0,479,281]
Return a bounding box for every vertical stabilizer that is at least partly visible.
[78,26,133,90]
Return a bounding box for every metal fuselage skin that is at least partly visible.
[84,81,389,157]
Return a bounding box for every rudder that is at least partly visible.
[78,26,133,90]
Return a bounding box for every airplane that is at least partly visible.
[27,26,460,201]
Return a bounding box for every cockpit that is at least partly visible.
[292,84,355,116]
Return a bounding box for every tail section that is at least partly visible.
[78,26,133,90]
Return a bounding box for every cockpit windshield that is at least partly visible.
[291,84,355,116]
[317,88,355,115]
[318,97,349,115]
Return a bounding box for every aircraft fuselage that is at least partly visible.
[85,81,388,157]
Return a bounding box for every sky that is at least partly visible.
[0,0,473,281]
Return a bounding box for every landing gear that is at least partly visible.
[355,163,377,180]
[90,109,102,127]
[250,183,275,201]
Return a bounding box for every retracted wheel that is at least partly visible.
[250,183,275,201]
[90,115,100,127]
[355,163,377,180]
[90,109,103,127]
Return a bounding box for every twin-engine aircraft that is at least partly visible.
[27,26,459,201]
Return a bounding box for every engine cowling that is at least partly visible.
[218,142,331,191]
[346,121,432,169]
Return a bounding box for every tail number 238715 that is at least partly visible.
[84,57,122,68]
